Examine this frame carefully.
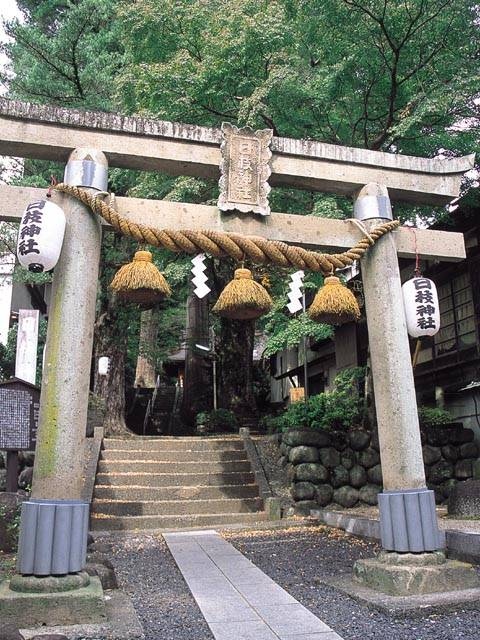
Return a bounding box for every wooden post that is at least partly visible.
[6,450,18,493]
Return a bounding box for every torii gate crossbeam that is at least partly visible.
[0,98,474,206]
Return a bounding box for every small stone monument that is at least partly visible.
[448,479,480,518]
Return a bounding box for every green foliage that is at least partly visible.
[209,408,239,432]
[12,266,52,287]
[195,408,239,433]
[0,222,17,259]
[311,195,353,219]
[0,503,21,552]
[4,0,122,109]
[118,0,479,159]
[418,405,454,427]
[264,313,333,358]
[0,318,47,384]
[263,272,333,357]
[267,367,365,432]
[0,324,17,382]
[195,411,208,426]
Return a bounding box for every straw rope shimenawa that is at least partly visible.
[51,183,400,276]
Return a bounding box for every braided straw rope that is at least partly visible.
[52,183,399,275]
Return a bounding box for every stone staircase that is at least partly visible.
[91,436,270,530]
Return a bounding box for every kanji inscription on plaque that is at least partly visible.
[0,378,39,450]
[218,122,272,216]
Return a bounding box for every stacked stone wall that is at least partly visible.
[278,424,478,514]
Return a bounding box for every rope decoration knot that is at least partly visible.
[52,183,400,275]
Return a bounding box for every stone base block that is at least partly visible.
[19,590,143,640]
[326,575,480,617]
[0,575,106,627]
[353,551,480,596]
[10,571,90,593]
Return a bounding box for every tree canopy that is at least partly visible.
[117,0,479,155]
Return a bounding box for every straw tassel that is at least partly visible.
[213,268,272,320]
[308,275,361,325]
[110,250,171,307]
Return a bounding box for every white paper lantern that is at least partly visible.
[98,357,110,376]
[402,277,440,338]
[16,200,66,272]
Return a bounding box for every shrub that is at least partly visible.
[196,411,209,426]
[266,367,365,432]
[418,405,453,427]
[195,409,238,433]
[0,502,21,552]
[208,409,238,432]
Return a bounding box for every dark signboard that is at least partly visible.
[0,378,39,451]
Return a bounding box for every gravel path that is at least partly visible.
[101,533,214,640]
[224,524,480,640]
[96,524,480,640]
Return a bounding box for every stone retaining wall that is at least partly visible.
[278,425,479,514]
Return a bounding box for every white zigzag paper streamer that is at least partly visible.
[286,270,305,314]
[191,253,211,299]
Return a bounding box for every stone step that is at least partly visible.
[92,497,264,517]
[90,510,270,531]
[93,483,261,501]
[95,471,256,487]
[103,437,245,452]
[100,449,248,463]
[97,460,252,474]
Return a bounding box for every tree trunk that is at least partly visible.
[93,233,133,437]
[213,260,257,425]
[182,294,211,426]
[217,316,256,423]
[134,309,158,389]
[93,305,131,436]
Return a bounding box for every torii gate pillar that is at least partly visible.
[15,149,107,579]
[354,183,443,553]
[348,185,480,598]
[355,183,444,553]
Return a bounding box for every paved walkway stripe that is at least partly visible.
[164,530,343,640]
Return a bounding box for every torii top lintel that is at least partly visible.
[0,99,474,206]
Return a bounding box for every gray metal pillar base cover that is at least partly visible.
[17,499,89,576]
[379,488,444,552]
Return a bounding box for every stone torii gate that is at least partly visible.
[0,99,474,605]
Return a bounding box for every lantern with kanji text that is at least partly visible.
[402,276,440,338]
[16,199,66,273]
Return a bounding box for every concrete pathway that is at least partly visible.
[164,530,343,640]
